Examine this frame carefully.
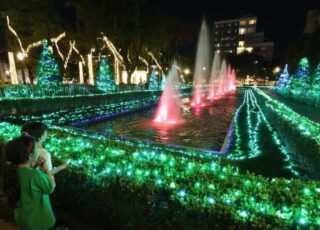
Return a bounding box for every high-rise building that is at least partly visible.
[213,16,274,62]
[304,9,320,33]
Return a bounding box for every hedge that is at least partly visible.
[254,88,320,178]
[0,122,319,229]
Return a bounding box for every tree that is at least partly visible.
[149,70,158,90]
[160,74,166,90]
[277,64,290,88]
[37,40,62,87]
[95,59,115,92]
[289,57,311,88]
[287,26,320,70]
[3,0,198,84]
[312,62,320,89]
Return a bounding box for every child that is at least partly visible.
[3,136,56,230]
[21,122,67,175]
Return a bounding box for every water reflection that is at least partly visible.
[82,92,239,151]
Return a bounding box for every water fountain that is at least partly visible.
[217,59,227,95]
[153,64,182,124]
[229,67,237,91]
[207,51,221,100]
[190,20,210,107]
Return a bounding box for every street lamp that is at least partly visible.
[273,66,281,74]
[16,52,25,61]
[184,68,190,75]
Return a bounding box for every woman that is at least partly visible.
[3,136,56,230]
[21,122,67,175]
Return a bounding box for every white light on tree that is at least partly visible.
[102,35,125,85]
[79,61,84,84]
[8,52,18,84]
[139,56,149,73]
[72,43,85,65]
[121,71,128,84]
[26,32,66,57]
[130,69,147,84]
[148,51,162,71]
[64,40,75,69]
[7,16,25,55]
[87,53,94,85]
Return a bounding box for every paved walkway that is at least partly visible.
[263,89,320,124]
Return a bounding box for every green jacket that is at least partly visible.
[15,167,55,230]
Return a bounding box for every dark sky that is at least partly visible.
[155,0,320,63]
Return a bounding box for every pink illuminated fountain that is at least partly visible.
[229,68,237,90]
[153,64,182,125]
[219,60,227,94]
[207,51,221,100]
[191,20,210,108]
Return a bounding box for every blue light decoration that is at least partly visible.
[37,40,62,87]
[289,57,311,89]
[160,74,166,90]
[277,64,290,88]
[96,59,116,92]
[312,62,320,90]
[149,70,159,90]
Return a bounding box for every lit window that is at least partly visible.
[239,28,246,34]
[249,19,256,25]
[245,47,253,53]
[240,20,247,26]
[238,41,245,47]
[237,47,245,54]
[247,28,255,33]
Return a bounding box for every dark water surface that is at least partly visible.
[81,92,239,151]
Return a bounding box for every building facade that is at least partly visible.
[304,9,320,33]
[213,16,274,62]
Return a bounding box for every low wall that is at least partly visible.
[0,88,193,115]
[0,91,161,115]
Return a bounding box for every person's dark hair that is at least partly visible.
[21,122,47,141]
[3,136,35,207]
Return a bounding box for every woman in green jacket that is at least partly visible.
[3,136,56,230]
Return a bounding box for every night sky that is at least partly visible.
[155,0,320,63]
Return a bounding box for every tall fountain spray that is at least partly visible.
[207,51,221,100]
[226,64,232,91]
[218,59,227,94]
[230,68,237,90]
[153,64,182,124]
[191,20,210,107]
